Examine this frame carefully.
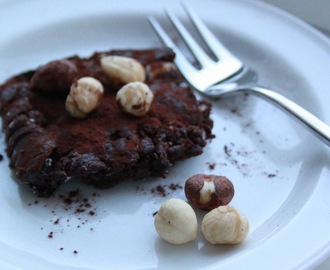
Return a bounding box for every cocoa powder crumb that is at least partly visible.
[64,198,73,205]
[268,174,276,178]
[151,185,167,197]
[136,186,147,194]
[28,189,100,244]
[223,143,254,176]
[168,183,182,191]
[75,208,86,214]
[149,183,183,197]
[206,162,216,170]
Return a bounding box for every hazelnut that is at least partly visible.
[30,60,77,94]
[201,205,249,244]
[65,77,104,118]
[184,174,234,211]
[116,82,154,117]
[146,61,178,80]
[154,198,198,244]
[100,55,146,84]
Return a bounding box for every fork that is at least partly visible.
[148,4,330,147]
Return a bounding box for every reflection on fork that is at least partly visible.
[148,3,330,147]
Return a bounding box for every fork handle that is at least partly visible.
[228,86,330,147]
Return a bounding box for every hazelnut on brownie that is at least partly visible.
[0,48,214,197]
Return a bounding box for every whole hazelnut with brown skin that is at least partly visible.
[184,174,234,211]
[30,59,78,94]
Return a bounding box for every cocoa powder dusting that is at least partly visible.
[27,188,99,254]
[221,142,279,179]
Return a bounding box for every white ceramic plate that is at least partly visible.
[1,0,330,269]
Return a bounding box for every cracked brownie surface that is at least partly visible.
[0,48,213,196]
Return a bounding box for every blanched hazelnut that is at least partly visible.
[65,77,104,118]
[201,205,249,244]
[185,174,234,211]
[100,55,146,84]
[116,82,154,117]
[30,60,77,94]
[146,61,177,79]
[154,198,198,244]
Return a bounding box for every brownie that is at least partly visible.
[0,48,213,197]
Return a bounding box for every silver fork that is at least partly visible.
[148,4,330,147]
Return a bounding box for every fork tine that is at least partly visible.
[148,16,198,77]
[182,2,236,61]
[165,8,212,67]
[148,6,243,91]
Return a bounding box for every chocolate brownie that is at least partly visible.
[0,48,213,197]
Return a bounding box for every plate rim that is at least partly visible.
[1,0,330,269]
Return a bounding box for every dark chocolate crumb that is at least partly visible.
[149,183,182,197]
[64,198,73,205]
[207,162,216,170]
[224,144,231,157]
[151,185,167,197]
[75,208,86,214]
[73,250,78,255]
[153,211,158,216]
[68,190,79,198]
[0,154,3,161]
[168,183,182,191]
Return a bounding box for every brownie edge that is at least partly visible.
[0,48,214,197]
